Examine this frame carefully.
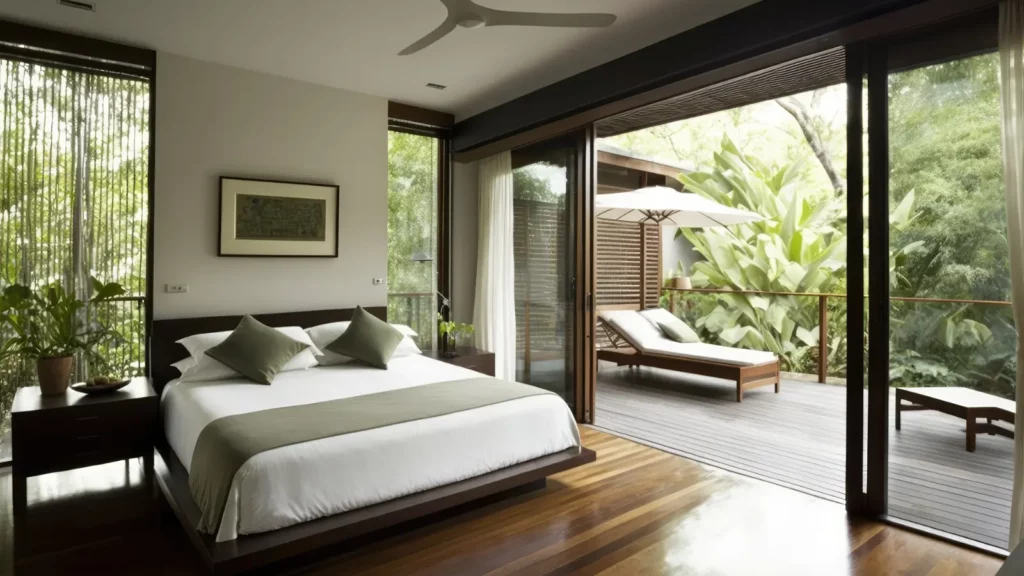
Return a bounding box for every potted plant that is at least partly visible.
[671,262,692,290]
[437,314,475,359]
[0,278,125,396]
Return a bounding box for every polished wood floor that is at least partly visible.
[596,364,1013,549]
[0,428,1004,575]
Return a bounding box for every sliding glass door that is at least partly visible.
[510,134,591,414]
[510,140,577,407]
[854,7,1013,551]
[883,49,1013,550]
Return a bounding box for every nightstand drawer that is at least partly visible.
[12,392,158,477]
[15,418,154,476]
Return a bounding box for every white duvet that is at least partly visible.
[161,354,581,542]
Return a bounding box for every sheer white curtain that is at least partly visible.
[1000,0,1024,551]
[473,151,517,381]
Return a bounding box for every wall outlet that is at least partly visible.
[165,284,189,293]
[372,278,385,286]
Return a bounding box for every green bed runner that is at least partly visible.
[189,377,554,534]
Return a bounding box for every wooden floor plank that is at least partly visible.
[0,427,1005,575]
[595,363,1014,550]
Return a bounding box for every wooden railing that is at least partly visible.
[662,287,1012,384]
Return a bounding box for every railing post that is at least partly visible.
[818,295,828,384]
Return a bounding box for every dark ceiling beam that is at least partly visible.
[452,0,931,155]
[388,101,454,130]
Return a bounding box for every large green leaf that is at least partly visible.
[890,189,917,230]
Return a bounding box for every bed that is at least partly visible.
[151,307,595,574]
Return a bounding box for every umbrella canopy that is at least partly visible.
[595,186,763,227]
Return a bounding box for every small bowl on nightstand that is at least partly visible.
[70,378,132,395]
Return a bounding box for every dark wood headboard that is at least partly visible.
[150,306,387,393]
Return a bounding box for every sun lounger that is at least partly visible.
[597,308,780,402]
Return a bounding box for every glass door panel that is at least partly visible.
[512,141,578,410]
[885,52,1013,550]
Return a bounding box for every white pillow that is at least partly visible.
[171,357,195,375]
[638,308,700,343]
[305,321,421,366]
[599,310,666,352]
[175,325,322,382]
[391,324,418,338]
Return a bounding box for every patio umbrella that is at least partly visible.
[595,186,763,228]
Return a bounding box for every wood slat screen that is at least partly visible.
[513,199,571,375]
[596,220,661,348]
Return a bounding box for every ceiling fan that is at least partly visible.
[399,0,617,56]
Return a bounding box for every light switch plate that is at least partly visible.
[372,278,385,286]
[165,284,188,293]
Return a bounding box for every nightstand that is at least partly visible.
[11,377,159,520]
[423,347,496,377]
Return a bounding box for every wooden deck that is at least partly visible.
[595,362,1013,550]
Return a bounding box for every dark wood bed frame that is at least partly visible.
[596,316,780,402]
[150,307,596,574]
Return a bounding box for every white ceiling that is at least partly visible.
[0,0,758,120]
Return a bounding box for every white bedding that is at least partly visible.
[161,354,580,542]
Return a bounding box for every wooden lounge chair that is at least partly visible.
[597,308,781,402]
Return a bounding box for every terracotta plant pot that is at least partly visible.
[672,276,692,290]
[37,356,74,396]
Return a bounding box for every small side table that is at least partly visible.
[423,347,496,377]
[11,377,159,520]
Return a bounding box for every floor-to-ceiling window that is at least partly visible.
[387,129,445,348]
[0,51,153,460]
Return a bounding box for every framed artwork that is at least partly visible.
[218,177,339,257]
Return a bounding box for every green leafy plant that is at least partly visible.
[676,135,846,370]
[437,314,475,345]
[0,278,126,362]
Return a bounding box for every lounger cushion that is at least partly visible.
[638,308,699,343]
[600,309,777,367]
[644,341,776,367]
[599,310,665,350]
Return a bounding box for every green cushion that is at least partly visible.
[326,306,404,369]
[658,319,700,343]
[205,315,308,385]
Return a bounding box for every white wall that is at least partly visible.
[662,228,702,278]
[154,53,388,319]
[451,160,478,324]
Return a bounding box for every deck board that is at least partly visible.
[594,362,1013,550]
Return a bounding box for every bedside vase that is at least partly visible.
[37,356,74,396]
[442,334,458,358]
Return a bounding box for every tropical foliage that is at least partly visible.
[0,279,125,370]
[676,135,845,370]
[387,131,439,347]
[609,52,1015,398]
[0,60,149,431]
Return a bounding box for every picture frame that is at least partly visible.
[218,177,339,258]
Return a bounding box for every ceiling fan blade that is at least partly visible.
[481,10,616,28]
[398,17,458,55]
